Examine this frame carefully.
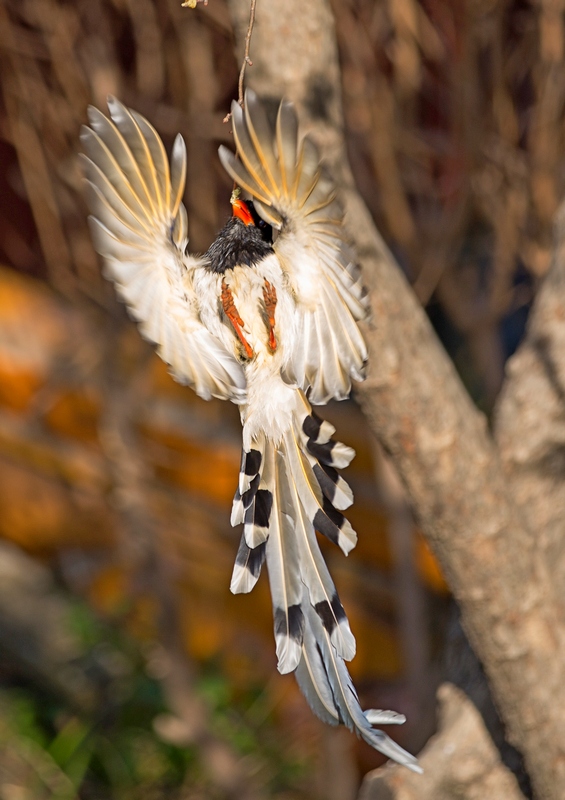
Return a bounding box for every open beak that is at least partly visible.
[231,198,254,226]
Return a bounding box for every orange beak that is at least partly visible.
[232,198,254,226]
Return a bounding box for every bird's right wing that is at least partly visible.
[219,91,369,405]
[81,98,246,403]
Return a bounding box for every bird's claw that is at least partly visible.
[221,280,254,359]
[263,279,277,352]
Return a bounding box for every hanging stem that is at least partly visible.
[238,0,257,105]
[224,0,257,122]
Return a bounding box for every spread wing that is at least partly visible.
[81,98,246,403]
[219,90,368,405]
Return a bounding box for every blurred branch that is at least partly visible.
[0,6,75,298]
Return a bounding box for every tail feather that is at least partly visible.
[232,390,358,648]
[294,634,340,727]
[231,433,272,548]
[284,455,356,661]
[230,535,266,594]
[229,389,421,771]
[296,604,423,774]
[300,407,336,444]
[284,428,357,555]
[296,402,355,470]
[265,448,305,674]
[306,435,355,471]
[297,399,355,510]
[311,461,354,510]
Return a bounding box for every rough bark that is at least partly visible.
[359,683,524,800]
[494,204,565,600]
[225,1,565,797]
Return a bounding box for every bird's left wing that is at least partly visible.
[219,90,369,405]
[81,98,246,403]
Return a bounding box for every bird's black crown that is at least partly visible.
[206,203,274,274]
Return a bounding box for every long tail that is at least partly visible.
[296,603,422,772]
[230,390,421,771]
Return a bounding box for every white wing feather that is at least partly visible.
[219,90,369,405]
[81,98,246,403]
[82,95,420,773]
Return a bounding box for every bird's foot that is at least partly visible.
[263,280,277,352]
[221,280,254,359]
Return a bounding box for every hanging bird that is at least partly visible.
[80,90,422,773]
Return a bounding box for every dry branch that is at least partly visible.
[495,204,565,609]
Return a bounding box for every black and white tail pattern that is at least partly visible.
[230,390,421,770]
[296,603,423,773]
[231,391,356,669]
[230,433,269,594]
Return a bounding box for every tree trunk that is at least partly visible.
[225,1,565,796]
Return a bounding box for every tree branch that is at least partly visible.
[494,205,565,604]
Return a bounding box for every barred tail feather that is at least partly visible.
[231,436,307,673]
[296,604,423,773]
[230,435,269,592]
[312,462,353,511]
[265,447,305,674]
[229,391,421,770]
[231,433,273,549]
[284,416,357,556]
[284,456,356,661]
[230,535,266,594]
[231,390,358,655]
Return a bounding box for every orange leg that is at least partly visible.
[221,280,254,359]
[263,280,277,352]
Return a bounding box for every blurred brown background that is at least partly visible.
[0,0,559,797]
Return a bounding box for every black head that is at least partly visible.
[232,197,273,244]
[205,199,274,274]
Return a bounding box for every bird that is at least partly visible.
[80,89,422,773]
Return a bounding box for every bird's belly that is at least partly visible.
[221,257,298,446]
[224,256,294,367]
[226,269,270,356]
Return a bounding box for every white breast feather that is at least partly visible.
[193,252,300,447]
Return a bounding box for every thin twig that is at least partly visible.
[223,0,257,122]
[238,0,257,105]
